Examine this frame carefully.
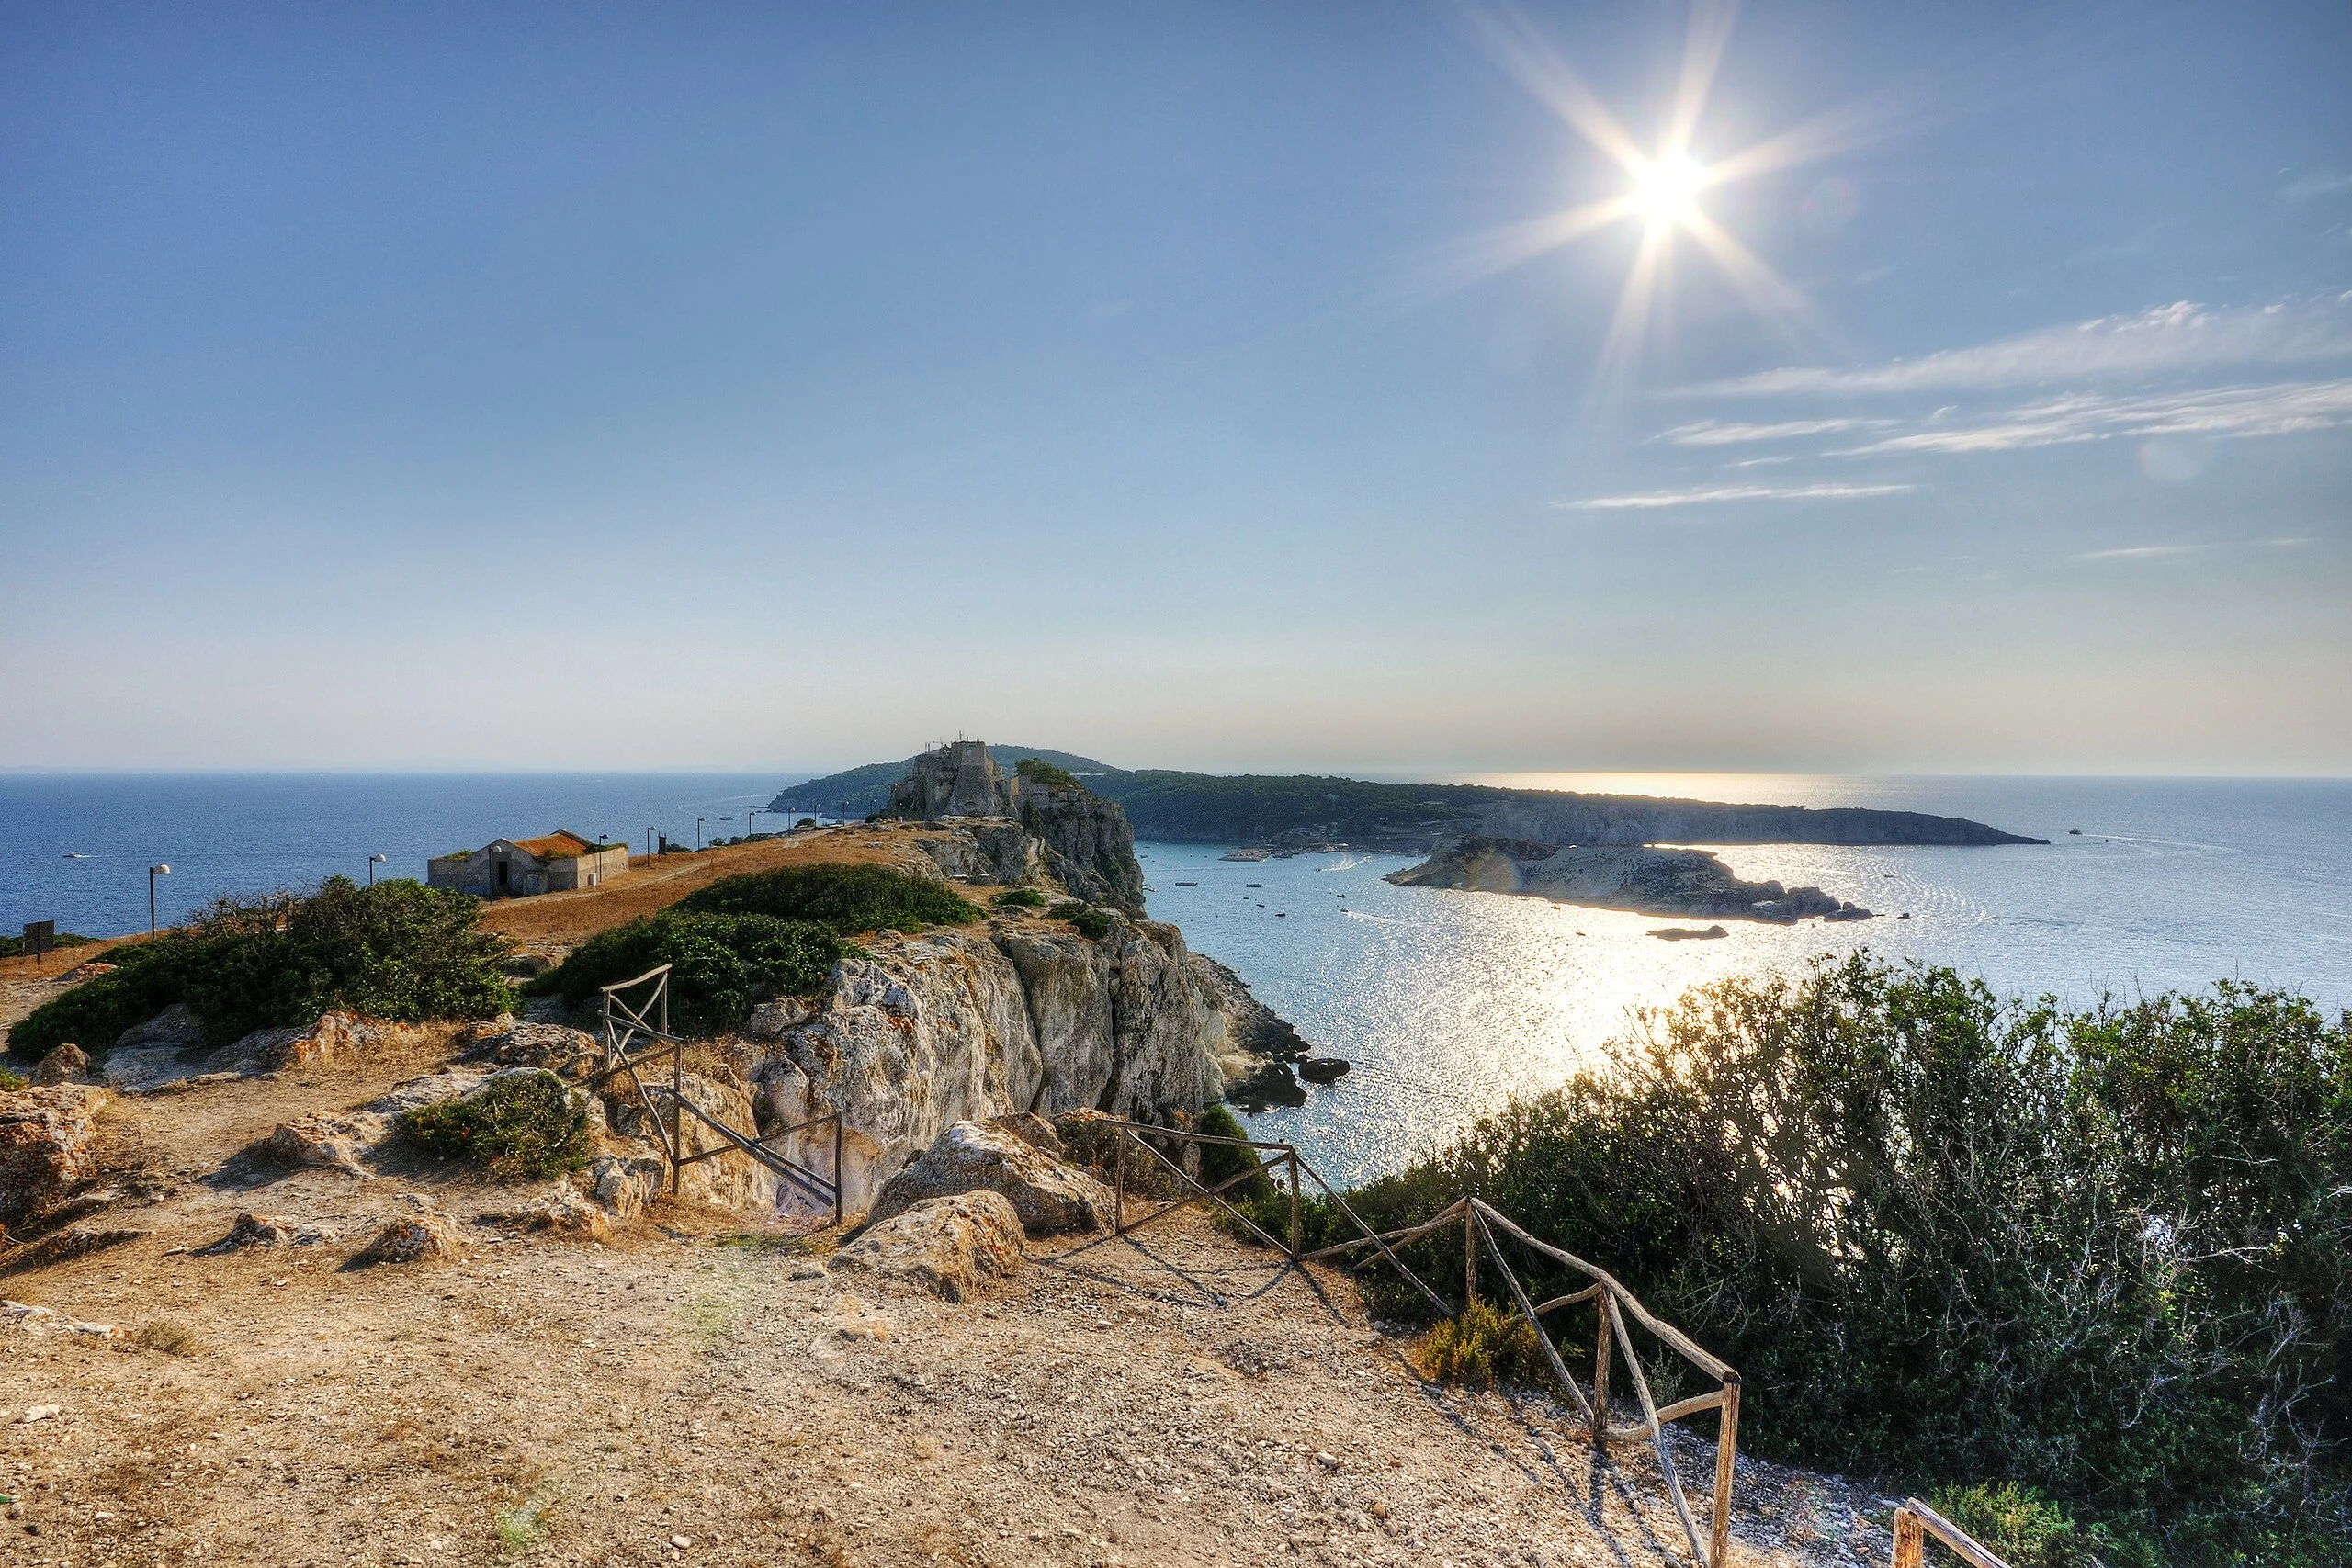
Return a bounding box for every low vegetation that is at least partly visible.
[399,1071,592,1179]
[527,910,844,1035]
[0,1069,26,1092]
[7,877,513,1060]
[677,863,980,933]
[1050,900,1111,939]
[1418,1300,1545,1390]
[1261,955,2352,1566]
[0,930,96,960]
[990,886,1047,911]
[1014,757,1084,792]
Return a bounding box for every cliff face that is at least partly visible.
[1020,790,1148,913]
[734,909,1238,1213]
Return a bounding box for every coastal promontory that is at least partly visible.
[1385,834,1876,923]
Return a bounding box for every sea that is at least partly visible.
[6,772,2348,1184]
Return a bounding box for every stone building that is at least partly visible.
[427,831,628,898]
[886,739,1023,820]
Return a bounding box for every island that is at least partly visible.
[1385,835,1877,923]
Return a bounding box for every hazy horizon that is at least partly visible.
[6,4,2346,775]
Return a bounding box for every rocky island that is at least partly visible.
[1385,835,1876,923]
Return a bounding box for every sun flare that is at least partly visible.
[1631,151,1709,230]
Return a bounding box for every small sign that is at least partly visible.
[22,919,55,966]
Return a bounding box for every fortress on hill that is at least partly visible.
[885,739,1025,819]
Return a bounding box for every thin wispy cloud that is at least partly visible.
[1682,299,2352,397]
[2081,545,2199,560]
[2285,170,2352,201]
[1559,481,1916,511]
[1657,416,1894,445]
[1826,379,2352,455]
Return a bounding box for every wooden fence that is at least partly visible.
[1893,1498,2013,1568]
[1100,1118,1741,1567]
[589,964,843,1222]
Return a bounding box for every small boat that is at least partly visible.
[62,852,89,859]
[2068,829,2083,835]
[1245,883,1261,888]
[1174,881,1197,886]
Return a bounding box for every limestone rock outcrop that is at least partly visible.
[866,1121,1114,1236]
[737,907,1239,1213]
[356,1198,458,1264]
[0,1085,112,1224]
[30,1044,89,1086]
[831,1190,1026,1300]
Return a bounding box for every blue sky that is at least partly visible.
[3,2,2346,775]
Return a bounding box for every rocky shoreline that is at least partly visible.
[1385,836,1875,924]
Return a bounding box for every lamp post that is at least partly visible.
[746,805,764,839]
[646,827,655,860]
[368,852,388,886]
[148,863,171,941]
[695,817,705,852]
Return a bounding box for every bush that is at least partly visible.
[7,878,514,1059]
[1195,1103,1275,1198]
[1051,901,1111,940]
[991,886,1047,911]
[1931,1484,2115,1568]
[678,863,979,934]
[527,910,842,1036]
[0,1069,26,1092]
[1260,956,2352,1564]
[1419,1300,1547,1389]
[0,931,96,959]
[1015,757,1083,792]
[399,1071,592,1179]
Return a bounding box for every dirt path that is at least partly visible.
[3,1049,1899,1568]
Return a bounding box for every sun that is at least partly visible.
[1631,151,1709,230]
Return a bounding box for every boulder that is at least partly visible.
[196,1213,337,1253]
[0,1085,112,1224]
[461,1018,602,1078]
[866,1120,1113,1237]
[605,1071,780,1213]
[30,1044,89,1086]
[255,1112,380,1175]
[590,1152,662,1219]
[216,1011,423,1074]
[113,1004,203,1054]
[831,1190,1025,1300]
[3,1299,117,1338]
[499,1184,612,1240]
[355,1198,457,1264]
[986,1111,1066,1159]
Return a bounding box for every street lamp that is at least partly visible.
[646,827,655,860]
[695,816,705,852]
[368,853,388,886]
[746,805,764,839]
[148,863,171,940]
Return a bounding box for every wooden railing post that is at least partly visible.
[1711,1375,1740,1567]
[831,1113,844,1225]
[1114,1130,1126,1235]
[1464,1205,1477,1311]
[1592,1292,1613,1446]
[1286,1150,1301,1260]
[1893,1503,1925,1568]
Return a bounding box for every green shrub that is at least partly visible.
[1419,1300,1547,1389]
[1015,757,1083,792]
[1050,901,1111,940]
[399,1071,592,1179]
[990,886,1047,910]
[7,878,513,1059]
[528,910,842,1036]
[1930,1484,2116,1568]
[1195,1103,1275,1199]
[677,863,979,934]
[0,931,96,959]
[0,1069,27,1092]
[1253,956,2352,1564]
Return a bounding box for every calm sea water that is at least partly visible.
[0,773,800,939]
[1146,775,2352,1182]
[6,772,2347,1184]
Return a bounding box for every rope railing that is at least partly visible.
[1096,1117,1740,1566]
[594,964,842,1224]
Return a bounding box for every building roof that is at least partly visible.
[513,830,607,861]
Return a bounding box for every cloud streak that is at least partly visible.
[1682,299,2352,396]
[1826,379,2352,455]
[1559,482,1916,511]
[1657,416,1894,445]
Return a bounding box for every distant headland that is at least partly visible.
[774,745,2047,854]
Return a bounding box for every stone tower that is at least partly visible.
[886,739,1022,820]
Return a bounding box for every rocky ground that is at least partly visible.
[1,1039,1909,1568]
